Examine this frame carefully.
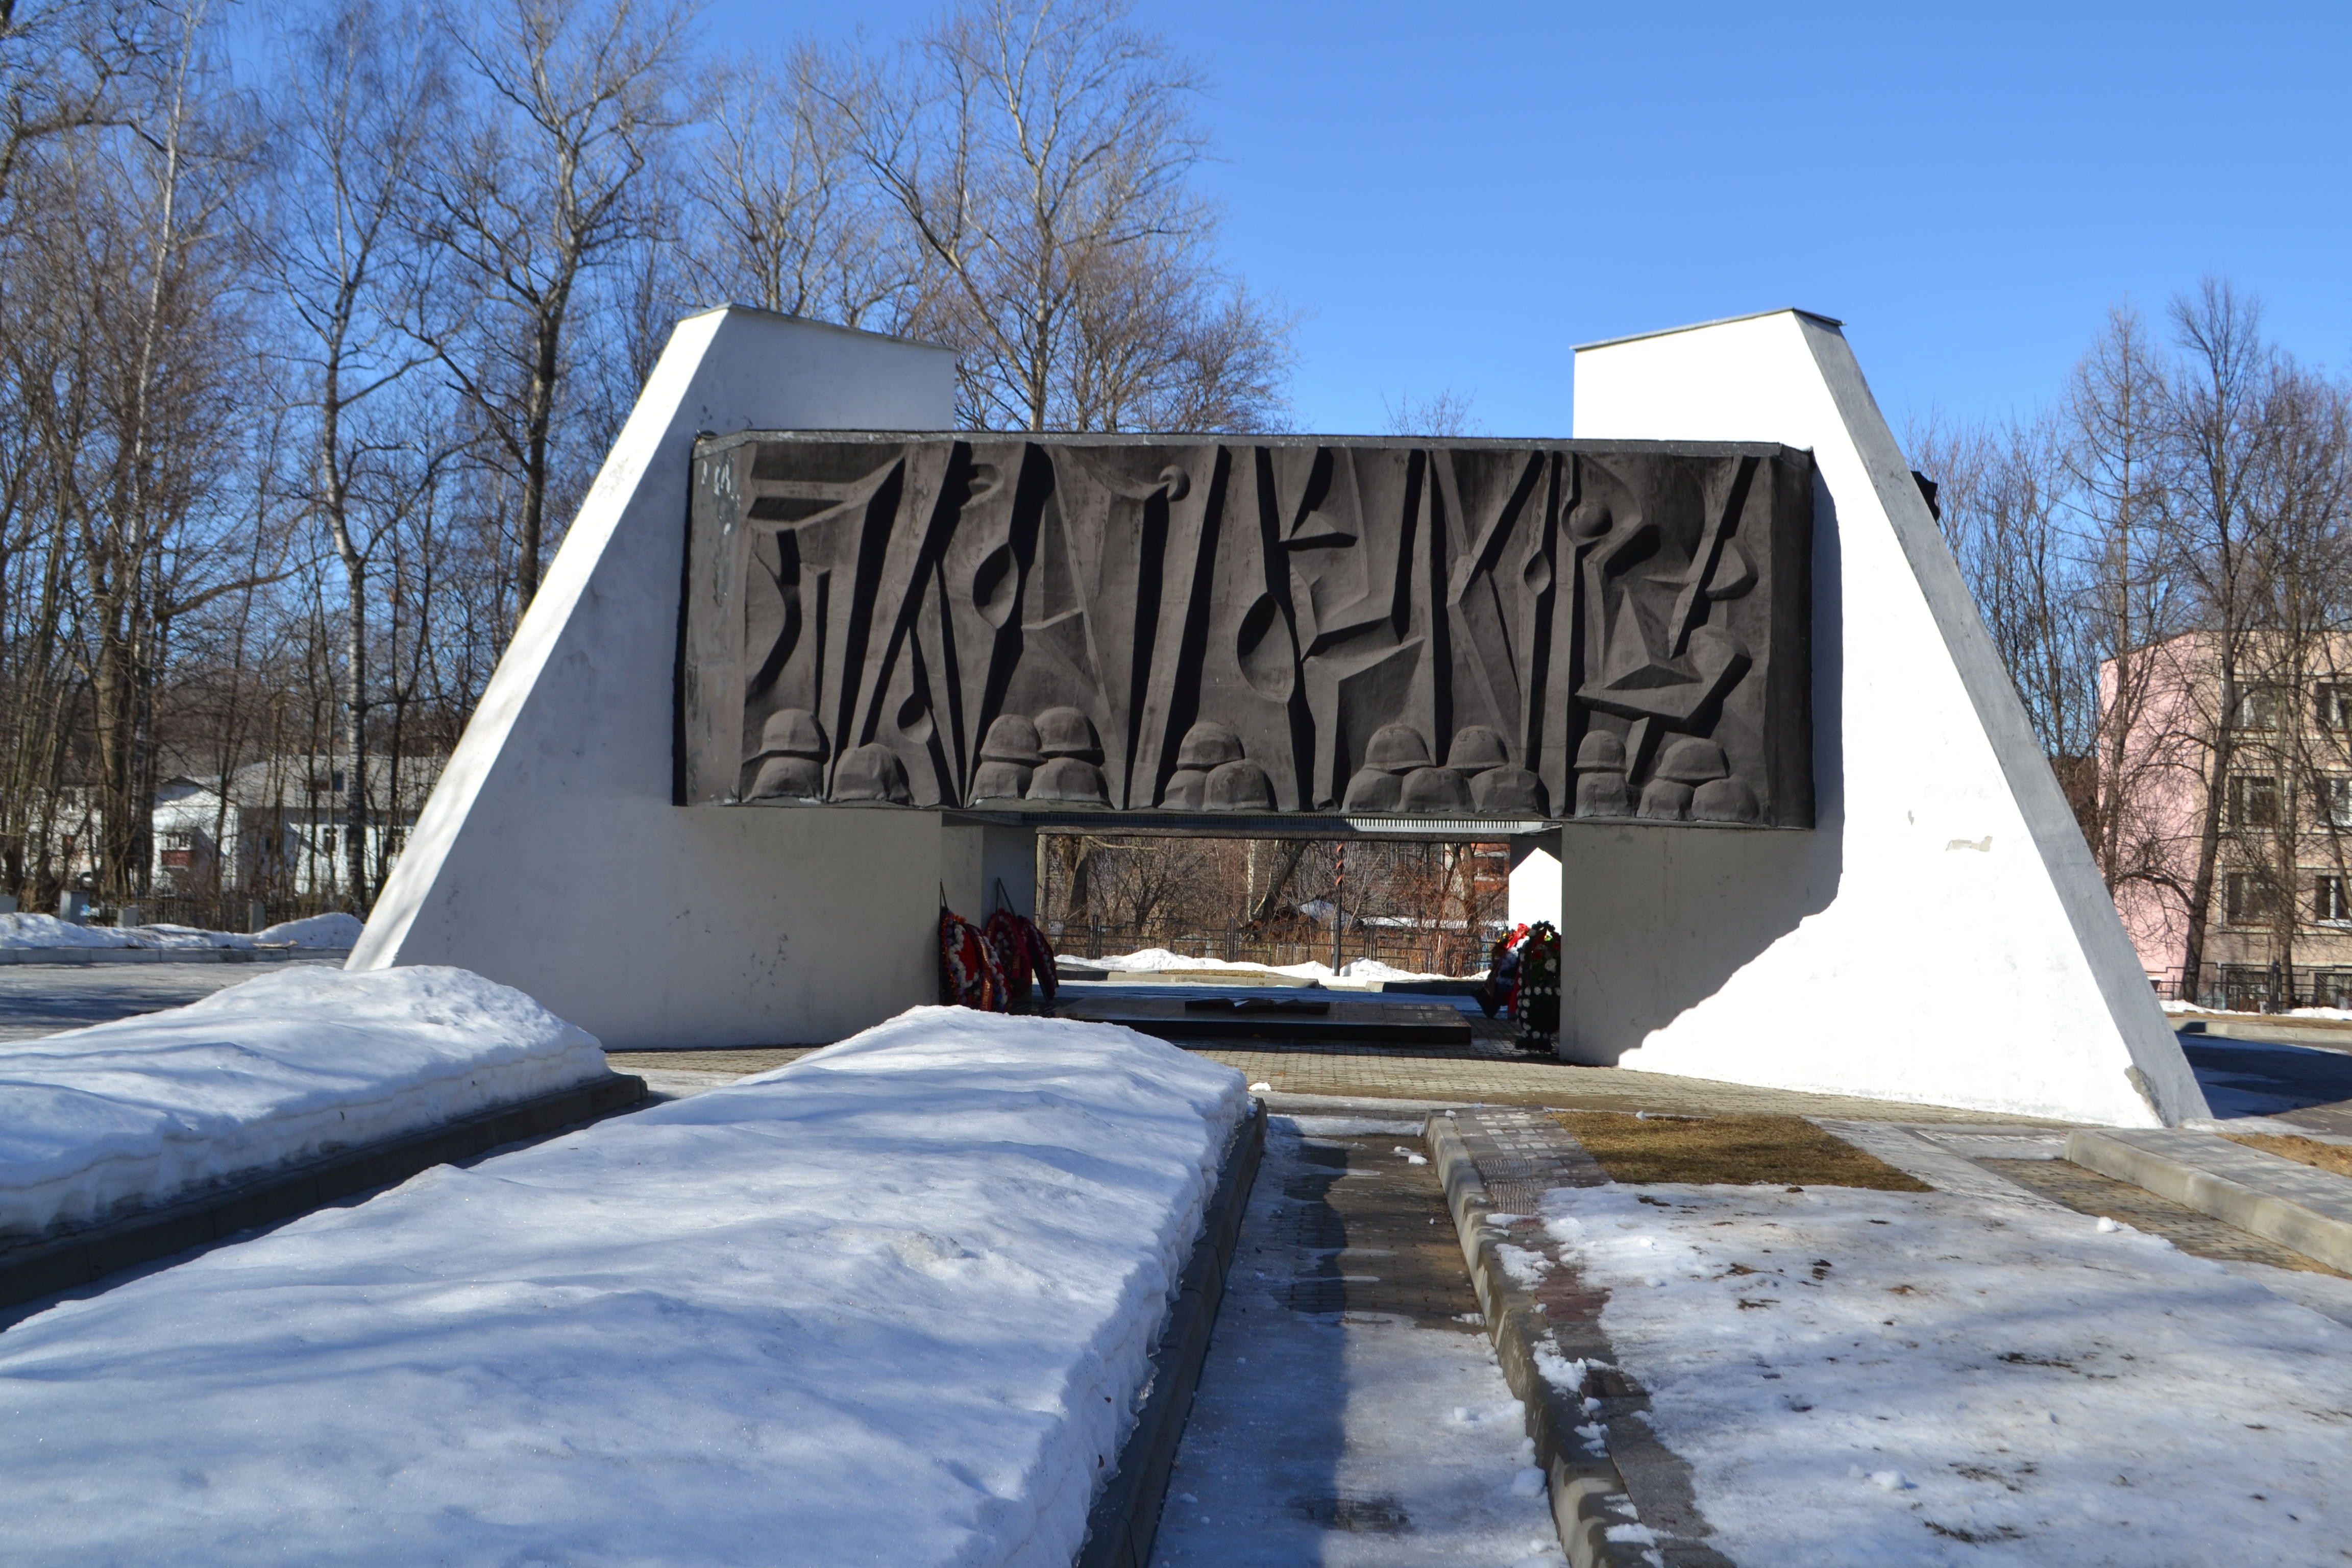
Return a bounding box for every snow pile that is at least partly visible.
[254,911,364,948]
[0,910,361,951]
[1333,955,1462,982]
[2286,1006,2352,1022]
[1077,946,1458,982]
[0,965,609,1237]
[0,913,144,949]
[1539,1182,2352,1564]
[0,1008,1248,1567]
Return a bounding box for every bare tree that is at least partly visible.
[681,46,922,330]
[259,0,446,908]
[2064,304,2185,896]
[1380,388,1482,438]
[411,0,694,610]
[65,2,258,904]
[0,0,143,215]
[834,0,1290,432]
[2166,279,2284,989]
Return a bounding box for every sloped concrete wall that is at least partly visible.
[1562,310,2204,1127]
[350,308,963,1049]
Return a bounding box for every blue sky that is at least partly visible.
[713,1,2349,440]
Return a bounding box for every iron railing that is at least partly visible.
[2149,964,2352,1013]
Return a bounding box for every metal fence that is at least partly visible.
[97,892,347,934]
[2150,964,2352,1014]
[1043,919,1503,977]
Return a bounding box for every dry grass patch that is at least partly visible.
[2225,1132,2352,1179]
[1553,1112,1930,1191]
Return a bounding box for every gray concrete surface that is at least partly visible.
[2067,1127,2352,1273]
[0,959,344,1043]
[1150,1114,1562,1567]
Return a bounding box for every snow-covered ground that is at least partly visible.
[1,1008,1247,1568]
[1538,1181,2352,1566]
[0,964,608,1236]
[1154,1116,1562,1567]
[0,910,361,949]
[1073,947,1464,983]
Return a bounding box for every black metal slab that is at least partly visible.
[1055,995,1472,1045]
[1376,977,1486,997]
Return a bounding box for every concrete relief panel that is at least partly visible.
[681,434,1812,826]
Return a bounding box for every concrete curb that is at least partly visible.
[0,1072,647,1312]
[1425,1113,1650,1568]
[2067,1128,2352,1273]
[1077,1099,1265,1568]
[0,946,350,966]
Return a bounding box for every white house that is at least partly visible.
[152,755,445,900]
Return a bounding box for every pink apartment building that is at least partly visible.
[2107,632,2352,1011]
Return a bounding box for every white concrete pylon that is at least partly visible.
[349,307,984,1050]
[1565,309,2206,1126]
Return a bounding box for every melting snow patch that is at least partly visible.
[1541,1182,2352,1565]
[0,1007,1246,1567]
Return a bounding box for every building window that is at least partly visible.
[2230,774,2281,828]
[2318,876,2352,924]
[2226,872,2277,923]
[2320,684,2352,731]
[2237,687,2288,731]
[2320,776,2352,829]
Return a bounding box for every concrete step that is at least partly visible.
[2065,1128,2352,1273]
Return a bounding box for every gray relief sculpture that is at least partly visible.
[679,434,1812,827]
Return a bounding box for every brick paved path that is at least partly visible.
[1981,1157,2350,1275]
[608,1030,2048,1124]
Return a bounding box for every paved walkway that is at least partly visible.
[0,960,343,1042]
[1149,1112,1562,1566]
[1980,1157,2346,1274]
[608,1032,2068,1125]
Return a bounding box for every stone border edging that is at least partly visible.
[1425,1112,1649,1568]
[0,946,351,966]
[0,1071,648,1312]
[2067,1128,2352,1272]
[1076,1098,1265,1568]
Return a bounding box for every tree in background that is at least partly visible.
[1914,280,2352,993]
[828,0,1291,432]
[408,0,694,613]
[258,0,447,909]
[0,0,1296,919]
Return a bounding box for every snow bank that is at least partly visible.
[1540,1183,2352,1564]
[0,1008,1247,1568]
[0,965,609,1237]
[1079,946,1457,982]
[253,911,365,948]
[0,913,144,948]
[0,910,360,950]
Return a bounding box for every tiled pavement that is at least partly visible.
[610,1022,2061,1125]
[1982,1156,2352,1275]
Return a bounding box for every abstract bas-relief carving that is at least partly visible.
[681,433,1811,826]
